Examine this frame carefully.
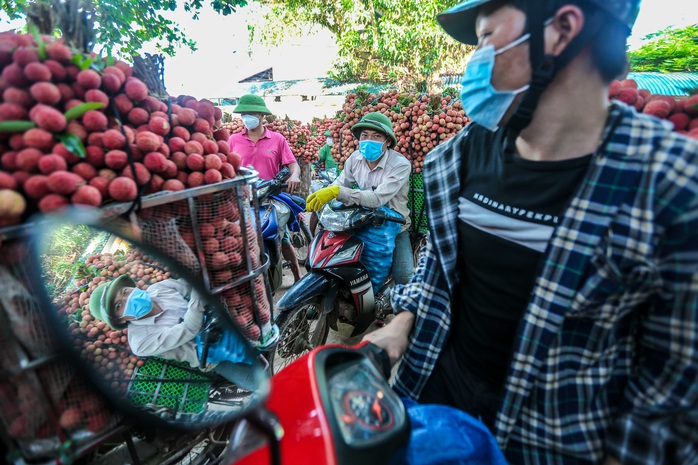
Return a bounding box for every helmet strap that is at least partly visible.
[503,1,606,161]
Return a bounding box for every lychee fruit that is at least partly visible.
[23,62,52,82]
[30,104,67,132]
[124,77,148,102]
[76,69,102,90]
[29,82,61,105]
[38,153,68,174]
[162,179,185,191]
[108,176,138,201]
[82,110,108,132]
[71,185,102,207]
[127,107,149,126]
[101,129,126,150]
[47,170,85,195]
[148,115,170,136]
[135,131,161,152]
[38,193,70,212]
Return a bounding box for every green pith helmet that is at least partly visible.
[88,274,136,331]
[234,94,272,115]
[351,112,397,148]
[324,130,331,137]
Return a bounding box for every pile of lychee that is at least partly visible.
[0,31,242,226]
[609,78,698,138]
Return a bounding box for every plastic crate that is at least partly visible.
[128,358,211,414]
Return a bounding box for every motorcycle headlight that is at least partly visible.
[318,204,352,231]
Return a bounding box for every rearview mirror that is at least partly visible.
[29,208,269,431]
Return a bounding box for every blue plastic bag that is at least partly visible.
[402,398,508,465]
[353,206,403,293]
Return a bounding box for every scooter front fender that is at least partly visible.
[276,272,338,315]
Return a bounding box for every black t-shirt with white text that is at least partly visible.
[419,126,591,428]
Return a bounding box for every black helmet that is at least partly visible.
[437,0,641,45]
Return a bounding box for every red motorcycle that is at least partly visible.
[268,201,407,372]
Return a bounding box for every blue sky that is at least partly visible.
[1,0,695,98]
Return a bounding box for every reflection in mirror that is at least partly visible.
[37,221,266,427]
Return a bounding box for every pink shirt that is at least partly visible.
[228,128,296,180]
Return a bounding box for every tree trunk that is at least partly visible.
[298,159,311,199]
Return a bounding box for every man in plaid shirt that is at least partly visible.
[364,0,698,464]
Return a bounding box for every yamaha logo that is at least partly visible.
[350,276,368,286]
[328,232,335,238]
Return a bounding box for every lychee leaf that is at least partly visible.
[71,54,96,71]
[0,120,37,133]
[28,24,48,60]
[57,133,86,159]
[64,102,107,121]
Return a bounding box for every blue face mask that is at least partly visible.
[459,32,532,131]
[241,114,260,130]
[123,288,153,320]
[359,140,385,162]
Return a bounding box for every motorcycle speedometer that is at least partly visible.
[327,357,406,447]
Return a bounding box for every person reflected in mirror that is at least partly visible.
[89,275,259,393]
[228,94,303,282]
[306,112,413,285]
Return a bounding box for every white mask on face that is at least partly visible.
[241,115,260,130]
[326,138,334,146]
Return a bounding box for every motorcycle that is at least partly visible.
[14,208,412,465]
[310,167,338,193]
[254,167,313,292]
[268,200,406,372]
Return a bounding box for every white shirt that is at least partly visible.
[333,148,412,231]
[126,279,210,369]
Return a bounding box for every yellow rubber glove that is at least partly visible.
[306,185,339,211]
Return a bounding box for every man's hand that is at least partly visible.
[362,311,414,366]
[287,173,301,194]
[306,185,339,211]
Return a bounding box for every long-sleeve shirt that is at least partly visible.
[333,148,411,231]
[391,102,698,464]
[127,279,207,369]
[317,144,338,170]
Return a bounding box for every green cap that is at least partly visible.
[88,274,136,331]
[234,94,272,115]
[351,112,397,148]
[324,130,331,137]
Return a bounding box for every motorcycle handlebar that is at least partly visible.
[355,341,392,380]
[385,215,407,225]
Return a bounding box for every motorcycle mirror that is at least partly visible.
[28,208,269,432]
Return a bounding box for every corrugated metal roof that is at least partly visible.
[438,72,698,97]
[626,72,698,96]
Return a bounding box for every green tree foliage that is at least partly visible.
[628,25,698,72]
[0,0,248,56]
[252,0,471,86]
